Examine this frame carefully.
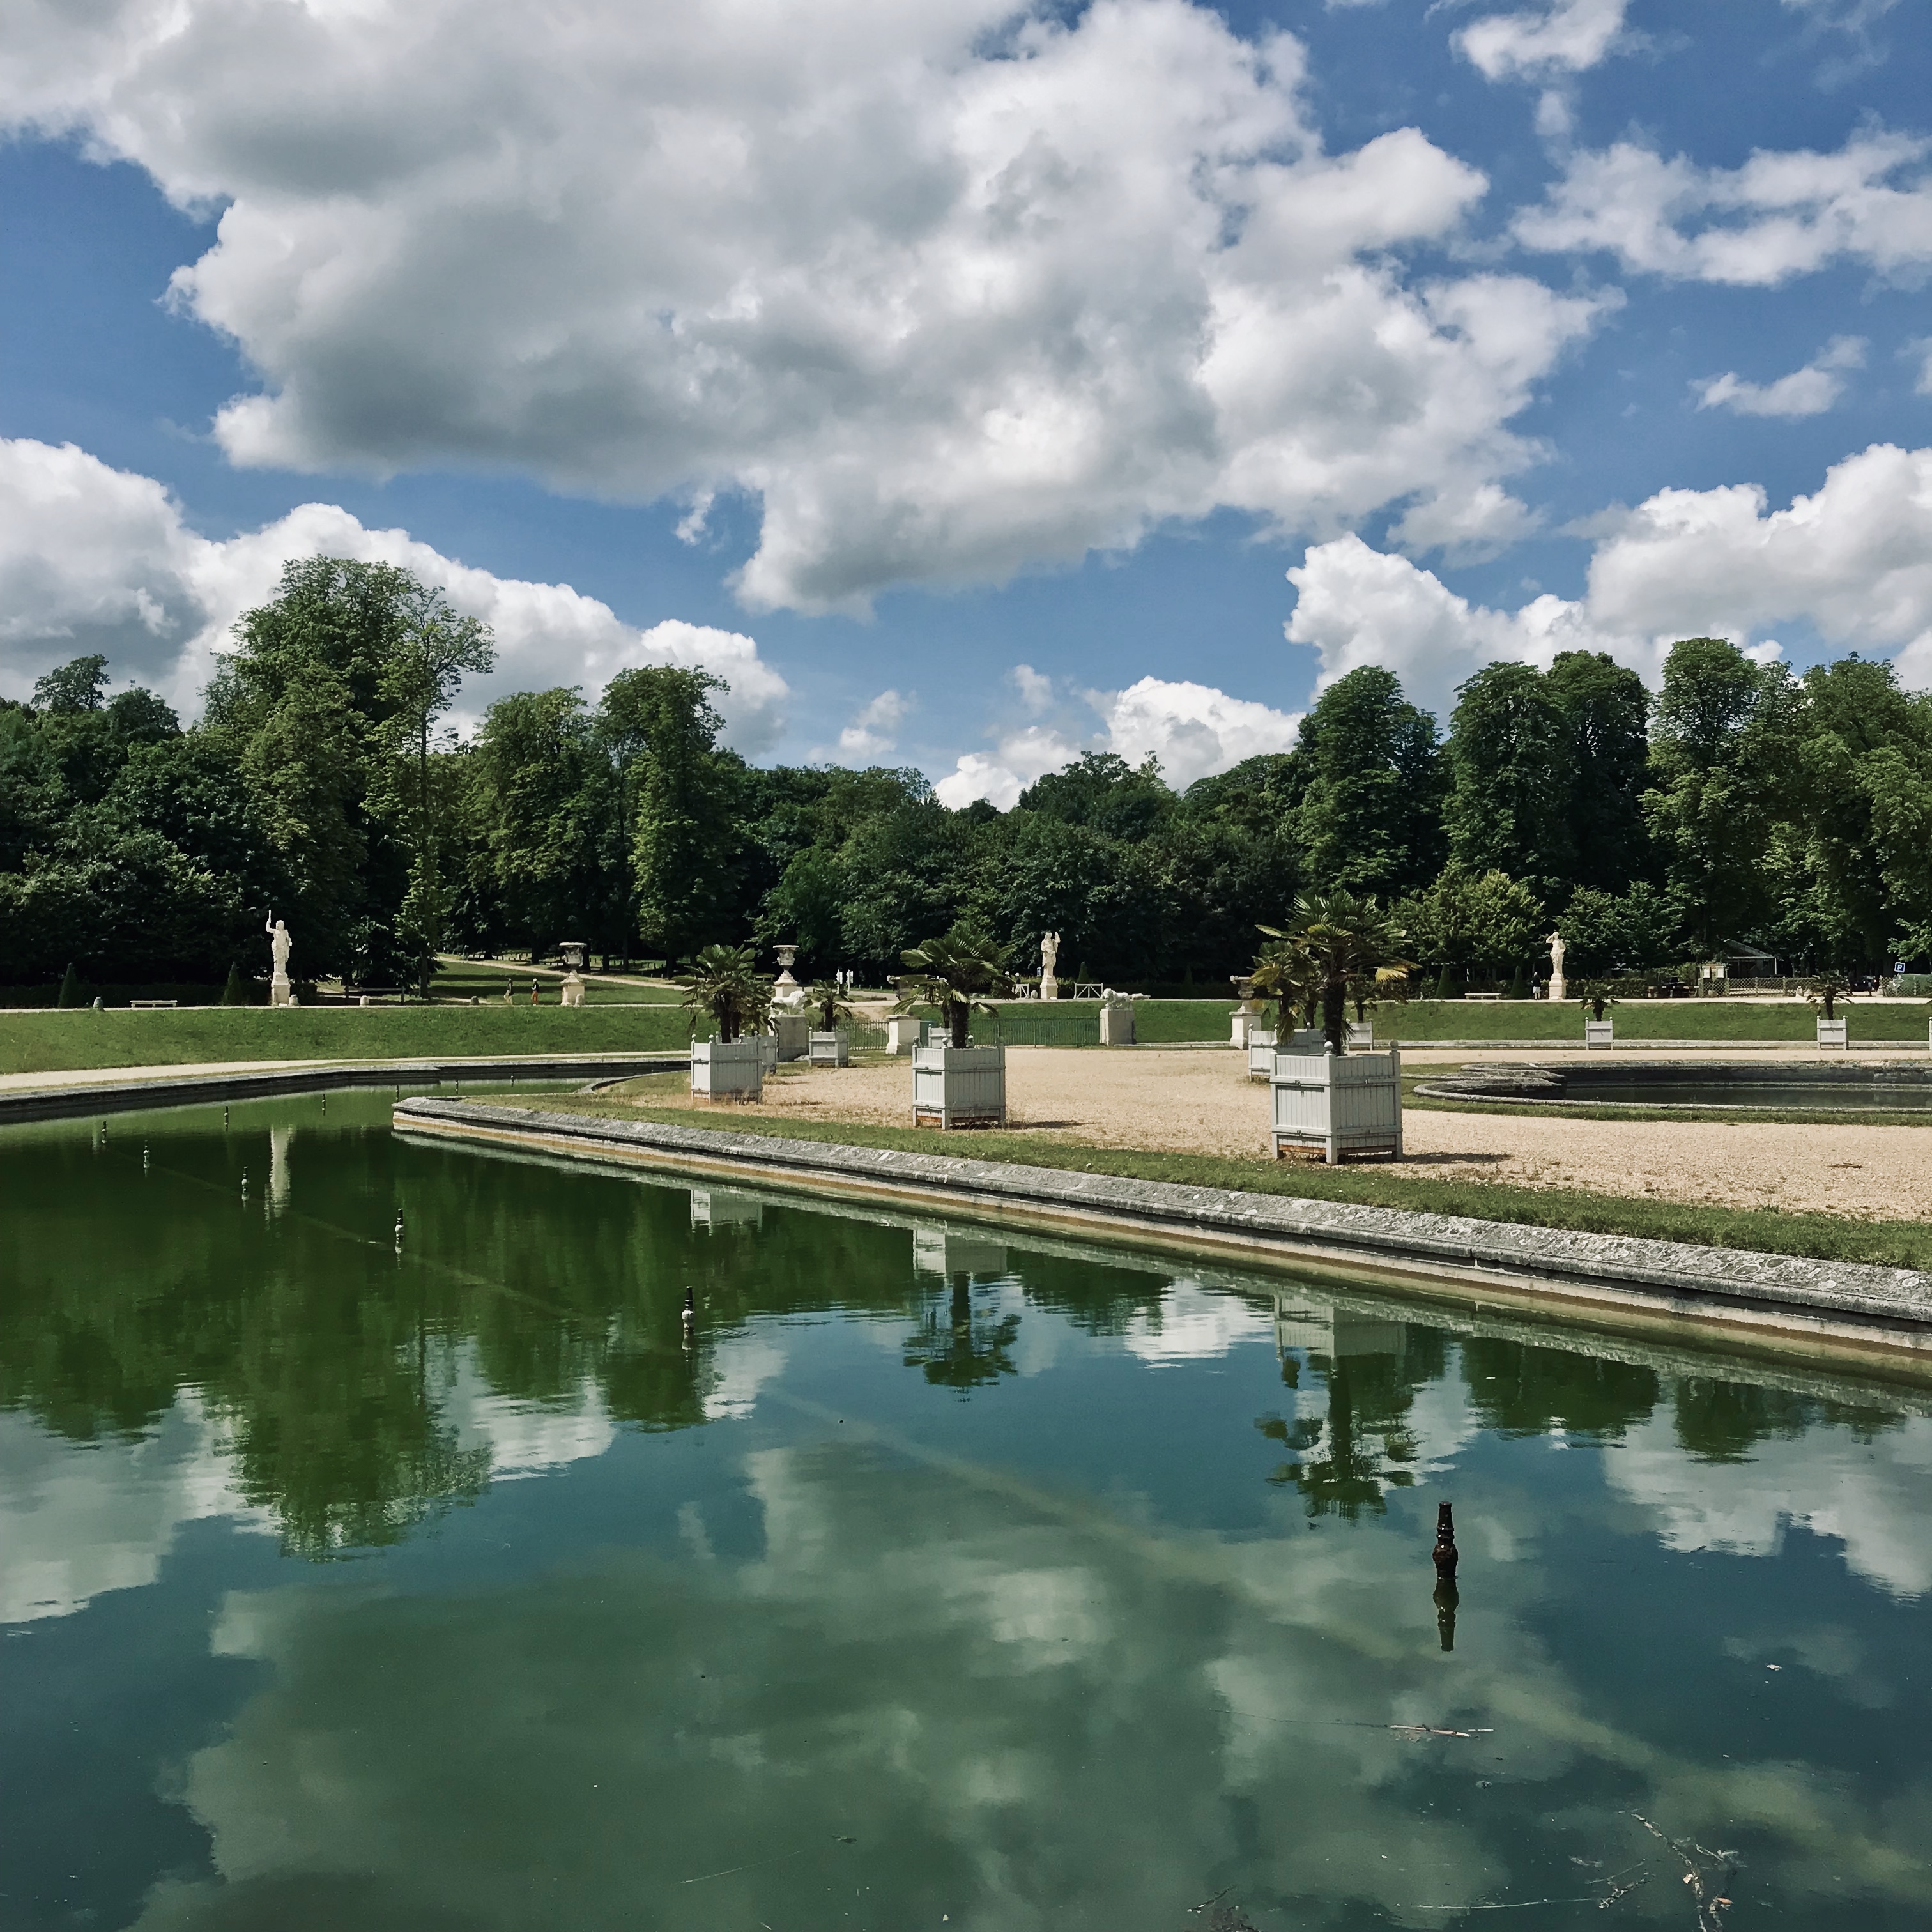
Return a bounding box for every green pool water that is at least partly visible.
[4,1091,1931,1930]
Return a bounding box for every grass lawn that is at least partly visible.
[0,1004,693,1075]
[972,997,1932,1045]
[493,1086,1932,1271]
[1399,1075,1932,1129]
[428,960,684,1005]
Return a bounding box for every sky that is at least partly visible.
[3,0,1930,804]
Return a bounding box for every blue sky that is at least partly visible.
[3,0,1929,801]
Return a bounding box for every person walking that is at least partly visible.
[530,976,541,1006]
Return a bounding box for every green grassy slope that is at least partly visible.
[0,1004,692,1075]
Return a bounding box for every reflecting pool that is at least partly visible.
[4,1092,1931,1929]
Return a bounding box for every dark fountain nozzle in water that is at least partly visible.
[1432,1501,1460,1652]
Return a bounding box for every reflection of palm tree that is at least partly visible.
[904,1280,1020,1392]
[1257,1354,1420,1519]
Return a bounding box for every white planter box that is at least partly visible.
[771,1013,809,1061]
[1347,1021,1374,1048]
[1584,1019,1613,1048]
[912,1043,1007,1128]
[808,1028,850,1067]
[1271,1048,1403,1163]
[886,1014,928,1055]
[1099,1001,1135,1046]
[1250,1028,1322,1079]
[691,1037,764,1099]
[1817,1018,1848,1050]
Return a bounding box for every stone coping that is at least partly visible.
[0,1054,688,1125]
[393,1098,1932,1357]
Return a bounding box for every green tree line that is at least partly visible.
[4,558,1929,990]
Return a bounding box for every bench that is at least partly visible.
[128,999,178,1009]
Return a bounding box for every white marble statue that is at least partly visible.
[1545,928,1567,1002]
[1040,931,1059,978]
[266,914,293,1006]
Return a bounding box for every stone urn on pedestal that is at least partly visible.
[1230,976,1264,1048]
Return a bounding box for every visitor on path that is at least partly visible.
[530,977,540,1005]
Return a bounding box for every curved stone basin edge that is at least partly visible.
[392,1098,1932,1368]
[0,1055,689,1124]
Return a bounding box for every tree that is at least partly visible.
[679,943,770,1043]
[469,689,606,956]
[379,586,494,996]
[1018,751,1174,843]
[1560,882,1682,977]
[1290,668,1443,896]
[1545,651,1651,893]
[31,656,109,714]
[898,918,1012,1048]
[599,668,736,965]
[1262,891,1414,1053]
[1398,867,1545,985]
[1643,638,1788,956]
[57,961,82,1007]
[1443,663,1573,897]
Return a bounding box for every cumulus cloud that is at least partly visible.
[1515,130,1932,283]
[0,439,788,750]
[0,0,1604,613]
[836,689,912,762]
[933,671,1300,805]
[1906,338,1932,396]
[1694,335,1866,418]
[1286,442,1932,712]
[1456,0,1629,80]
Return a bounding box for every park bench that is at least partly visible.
[128,999,178,1008]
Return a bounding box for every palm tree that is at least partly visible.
[897,919,1012,1048]
[1261,892,1416,1054]
[1250,938,1319,1033]
[1803,969,1851,1021]
[807,978,855,1031]
[679,944,772,1043]
[1573,977,1618,1022]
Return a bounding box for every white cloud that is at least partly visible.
[1515,130,1932,284]
[0,438,789,751]
[1694,335,1866,418]
[1094,676,1302,787]
[1285,441,1932,712]
[0,0,1604,613]
[1123,1281,1274,1363]
[1457,0,1628,80]
[933,671,1300,805]
[836,689,912,762]
[1906,338,1932,396]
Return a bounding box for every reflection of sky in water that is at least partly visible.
[3,1098,1931,1929]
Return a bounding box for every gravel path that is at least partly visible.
[678,1046,1932,1220]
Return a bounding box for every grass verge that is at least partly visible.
[488,1089,1932,1271]
[0,1004,691,1075]
[1399,1079,1932,1130]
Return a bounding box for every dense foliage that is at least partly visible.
[4,560,1931,990]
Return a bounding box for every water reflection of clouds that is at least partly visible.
[0,1398,274,1623]
[1123,1280,1273,1363]
[135,1420,1930,1930]
[1606,1412,1932,1600]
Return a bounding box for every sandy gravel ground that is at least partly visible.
[677,1045,1932,1221]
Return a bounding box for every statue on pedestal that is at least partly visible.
[1545,929,1567,1002]
[265,915,293,1007]
[1038,930,1061,1001]
[772,943,806,1009]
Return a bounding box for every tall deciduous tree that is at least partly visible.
[1545,650,1651,893]
[597,667,735,965]
[1643,638,1788,956]
[1443,663,1573,898]
[1290,668,1443,898]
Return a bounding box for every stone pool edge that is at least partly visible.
[0,1055,689,1123]
[393,1097,1932,1365]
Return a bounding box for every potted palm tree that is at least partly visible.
[1257,894,1413,1162]
[806,977,855,1066]
[1575,979,1618,1048]
[681,944,773,1098]
[898,919,1012,1128]
[1247,939,1322,1079]
[1806,970,1851,1049]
